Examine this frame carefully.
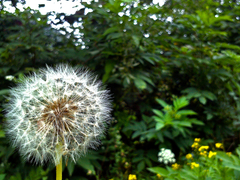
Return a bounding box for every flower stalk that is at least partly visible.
[56,143,63,180]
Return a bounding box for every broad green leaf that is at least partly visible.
[224,164,240,171]
[173,97,189,110]
[139,75,155,86]
[153,109,164,118]
[106,33,123,40]
[103,26,119,36]
[137,161,145,172]
[182,87,201,99]
[132,157,144,163]
[201,91,217,100]
[141,55,155,65]
[132,35,140,47]
[77,158,95,174]
[216,43,240,51]
[156,132,164,142]
[132,131,142,139]
[216,151,233,164]
[89,48,104,55]
[176,110,197,116]
[148,167,169,176]
[0,130,5,138]
[199,97,206,104]
[156,99,169,108]
[144,158,152,167]
[0,174,6,180]
[102,61,115,83]
[174,121,192,127]
[0,89,9,95]
[134,78,147,90]
[189,119,204,125]
[67,160,75,176]
[156,122,165,130]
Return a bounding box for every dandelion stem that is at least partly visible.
[56,143,62,180]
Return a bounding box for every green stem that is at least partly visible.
[56,143,63,180]
[56,156,62,180]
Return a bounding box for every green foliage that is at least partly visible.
[152,97,204,151]
[0,0,240,179]
[148,141,240,180]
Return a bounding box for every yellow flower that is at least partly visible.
[172,163,180,170]
[186,153,193,159]
[199,146,209,151]
[194,138,201,142]
[157,174,161,178]
[190,162,199,169]
[109,179,114,180]
[191,142,199,149]
[215,143,223,149]
[128,174,137,180]
[226,152,232,156]
[208,151,217,158]
[200,151,207,156]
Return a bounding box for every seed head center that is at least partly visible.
[39,98,78,134]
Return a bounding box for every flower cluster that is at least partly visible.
[158,148,176,164]
[191,138,201,149]
[5,64,112,165]
[5,75,14,81]
[190,162,199,169]
[186,153,193,159]
[215,143,223,149]
[208,151,217,158]
[191,138,219,158]
[172,163,180,170]
[128,174,137,180]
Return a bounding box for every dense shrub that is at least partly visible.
[0,0,240,179]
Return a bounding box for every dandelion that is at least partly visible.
[186,153,193,159]
[158,148,176,164]
[215,143,223,149]
[208,151,217,158]
[128,174,137,180]
[4,64,112,180]
[190,162,199,169]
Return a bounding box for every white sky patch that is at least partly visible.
[3,0,166,47]
[4,0,166,14]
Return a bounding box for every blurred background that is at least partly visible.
[0,0,240,179]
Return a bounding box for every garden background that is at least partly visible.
[0,0,240,179]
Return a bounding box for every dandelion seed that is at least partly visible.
[5,64,112,166]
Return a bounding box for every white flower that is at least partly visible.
[158,148,176,164]
[5,64,112,165]
[5,75,14,81]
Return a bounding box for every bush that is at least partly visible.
[0,0,240,179]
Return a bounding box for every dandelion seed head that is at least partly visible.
[5,64,112,165]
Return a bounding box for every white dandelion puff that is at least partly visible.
[4,64,112,165]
